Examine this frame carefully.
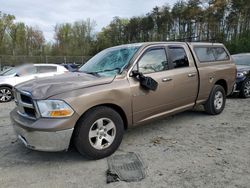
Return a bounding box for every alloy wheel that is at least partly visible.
[243,81,250,97]
[88,118,116,150]
[214,91,223,110]
[0,88,12,102]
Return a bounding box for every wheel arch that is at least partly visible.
[75,103,128,130]
[69,103,128,149]
[0,84,13,90]
[215,79,228,94]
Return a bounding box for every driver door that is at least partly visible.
[14,65,37,85]
[128,46,175,124]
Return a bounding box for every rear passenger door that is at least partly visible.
[167,45,199,107]
[35,66,58,78]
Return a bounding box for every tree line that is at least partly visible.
[0,12,45,56]
[0,0,250,58]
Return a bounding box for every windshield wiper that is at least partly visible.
[80,71,100,77]
[78,68,121,76]
[95,68,121,74]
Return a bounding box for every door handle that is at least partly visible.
[188,73,196,77]
[162,78,172,82]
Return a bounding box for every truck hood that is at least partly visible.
[236,65,250,72]
[15,72,115,99]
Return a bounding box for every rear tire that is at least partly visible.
[74,106,124,159]
[204,85,226,115]
[239,78,250,98]
[0,87,13,103]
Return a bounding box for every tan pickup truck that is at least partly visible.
[10,42,236,159]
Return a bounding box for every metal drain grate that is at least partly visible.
[107,152,145,183]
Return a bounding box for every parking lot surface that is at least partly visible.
[0,99,249,188]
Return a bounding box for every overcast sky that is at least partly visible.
[1,0,176,42]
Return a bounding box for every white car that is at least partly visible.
[0,64,68,102]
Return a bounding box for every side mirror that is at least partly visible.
[131,70,142,77]
[140,76,158,91]
[131,70,158,91]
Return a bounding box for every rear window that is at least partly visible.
[194,46,229,63]
[213,47,229,61]
[36,66,57,73]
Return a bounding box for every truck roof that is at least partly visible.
[110,42,225,49]
[188,42,224,47]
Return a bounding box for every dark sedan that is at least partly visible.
[62,63,80,72]
[232,53,250,98]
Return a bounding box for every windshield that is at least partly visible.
[0,67,17,76]
[232,55,250,66]
[79,45,141,76]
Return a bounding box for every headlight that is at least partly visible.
[237,71,248,78]
[36,100,74,118]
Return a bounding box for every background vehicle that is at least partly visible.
[0,64,68,102]
[11,42,236,159]
[0,66,14,72]
[62,63,80,72]
[232,53,250,98]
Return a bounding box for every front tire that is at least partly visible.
[239,78,250,98]
[74,106,124,159]
[204,85,226,115]
[0,87,13,103]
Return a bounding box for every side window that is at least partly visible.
[19,66,36,76]
[194,46,229,62]
[36,66,57,73]
[212,47,229,61]
[194,47,215,62]
[169,47,189,68]
[138,48,168,74]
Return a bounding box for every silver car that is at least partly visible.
[0,64,68,102]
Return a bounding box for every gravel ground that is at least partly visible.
[0,98,249,188]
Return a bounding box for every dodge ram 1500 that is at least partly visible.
[10,42,236,159]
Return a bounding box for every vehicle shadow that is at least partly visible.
[1,105,219,165]
[126,107,207,132]
[0,141,88,167]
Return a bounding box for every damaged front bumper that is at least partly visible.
[10,108,74,152]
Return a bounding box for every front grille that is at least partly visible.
[14,90,38,120]
[21,94,33,104]
[24,107,36,117]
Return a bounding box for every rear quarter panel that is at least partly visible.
[189,44,236,103]
[197,62,236,102]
